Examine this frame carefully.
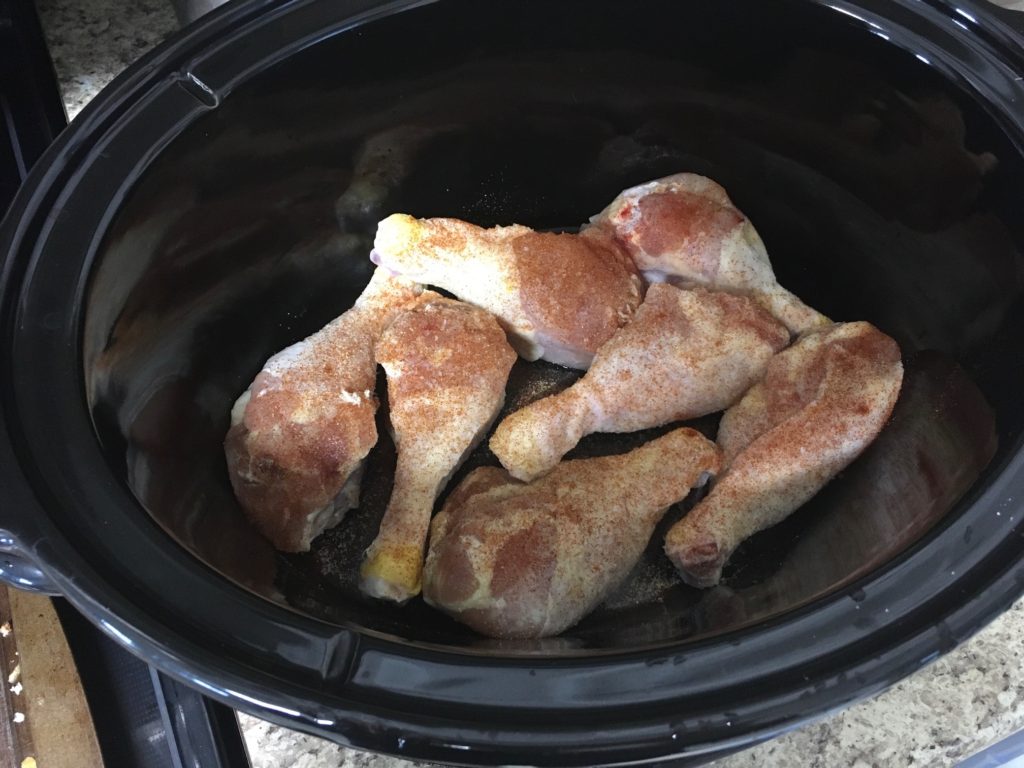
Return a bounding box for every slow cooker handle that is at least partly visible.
[0,418,60,596]
[0,530,59,595]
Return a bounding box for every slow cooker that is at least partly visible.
[2,0,1024,764]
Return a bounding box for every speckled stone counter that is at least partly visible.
[32,0,1024,765]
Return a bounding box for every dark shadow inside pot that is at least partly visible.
[82,0,1022,650]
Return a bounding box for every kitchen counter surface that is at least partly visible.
[31,0,1024,766]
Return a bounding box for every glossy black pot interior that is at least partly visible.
[84,0,1019,647]
[6,0,1024,764]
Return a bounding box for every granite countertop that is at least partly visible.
[31,0,1024,766]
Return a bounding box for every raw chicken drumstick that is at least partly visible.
[360,297,516,602]
[490,283,789,481]
[423,427,722,638]
[371,213,643,369]
[225,268,423,552]
[586,173,829,335]
[664,321,903,588]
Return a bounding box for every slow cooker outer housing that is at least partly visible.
[2,0,1024,764]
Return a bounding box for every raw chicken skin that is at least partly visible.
[224,268,422,552]
[371,213,643,369]
[490,283,789,481]
[360,297,516,603]
[664,321,903,587]
[423,427,722,638]
[587,173,829,334]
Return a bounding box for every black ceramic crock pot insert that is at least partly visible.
[3,0,1024,765]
